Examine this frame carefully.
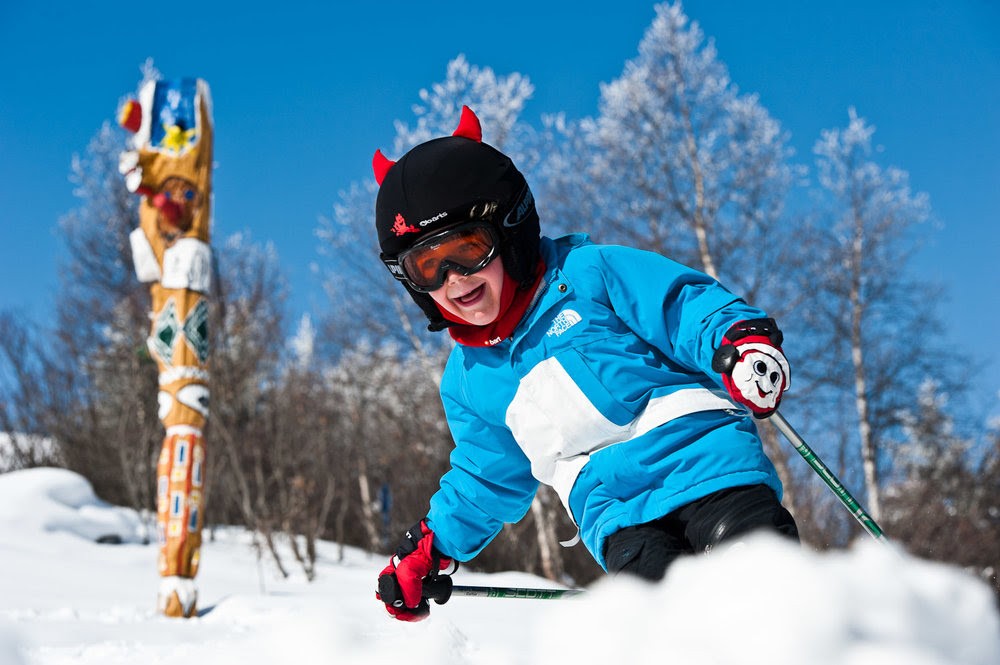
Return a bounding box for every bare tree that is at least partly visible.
[324,342,453,552]
[261,365,339,580]
[207,234,299,575]
[0,123,162,515]
[884,382,999,596]
[0,313,64,471]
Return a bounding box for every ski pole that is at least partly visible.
[435,581,584,601]
[379,573,584,607]
[769,410,887,543]
[421,575,584,603]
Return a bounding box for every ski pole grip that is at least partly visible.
[422,574,454,605]
[378,573,453,607]
[377,573,404,607]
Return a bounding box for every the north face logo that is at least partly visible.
[392,213,418,236]
[546,309,582,337]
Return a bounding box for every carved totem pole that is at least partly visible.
[118,78,213,618]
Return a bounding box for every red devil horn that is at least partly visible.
[118,99,142,133]
[453,105,482,142]
[372,149,396,186]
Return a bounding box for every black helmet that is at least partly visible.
[373,106,540,331]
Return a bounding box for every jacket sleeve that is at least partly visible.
[592,244,770,382]
[425,362,539,561]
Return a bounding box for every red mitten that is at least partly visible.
[375,520,453,622]
[712,318,790,419]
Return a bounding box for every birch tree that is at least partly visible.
[535,1,806,518]
[809,108,935,522]
[581,1,797,309]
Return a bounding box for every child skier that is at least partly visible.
[372,106,798,621]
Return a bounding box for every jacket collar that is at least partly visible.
[506,234,591,348]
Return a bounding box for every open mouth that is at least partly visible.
[454,284,485,307]
[756,383,773,398]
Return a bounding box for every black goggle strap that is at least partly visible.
[500,182,535,228]
[380,253,409,283]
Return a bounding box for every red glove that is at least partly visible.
[376,520,453,622]
[712,318,790,419]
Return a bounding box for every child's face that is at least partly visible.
[429,257,506,326]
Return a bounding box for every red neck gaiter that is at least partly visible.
[438,259,546,347]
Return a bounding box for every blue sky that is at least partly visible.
[1,1,997,418]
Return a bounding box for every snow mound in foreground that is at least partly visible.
[0,467,997,665]
[535,536,1000,665]
[0,467,143,544]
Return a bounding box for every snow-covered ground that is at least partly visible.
[0,467,997,665]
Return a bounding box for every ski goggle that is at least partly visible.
[383,222,500,293]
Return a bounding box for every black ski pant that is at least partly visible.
[603,484,799,582]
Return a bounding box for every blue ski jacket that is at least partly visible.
[426,234,783,569]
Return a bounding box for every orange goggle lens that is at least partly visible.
[399,223,499,292]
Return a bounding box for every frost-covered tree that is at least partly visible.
[580,1,797,307]
[534,1,806,522]
[19,60,167,512]
[805,108,940,522]
[317,55,535,354]
[529,112,603,239]
[392,55,534,155]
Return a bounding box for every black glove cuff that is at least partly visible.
[723,317,783,346]
[396,518,457,570]
[395,520,427,558]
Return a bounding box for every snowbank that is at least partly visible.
[0,467,997,665]
[538,537,999,665]
[0,467,143,544]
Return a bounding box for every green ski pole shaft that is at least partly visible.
[380,573,584,608]
[418,575,584,603]
[770,411,887,543]
[449,584,584,599]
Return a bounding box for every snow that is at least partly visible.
[1,468,998,665]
